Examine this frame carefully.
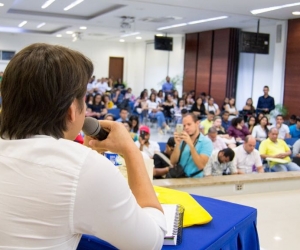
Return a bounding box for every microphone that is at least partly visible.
[82,117,109,141]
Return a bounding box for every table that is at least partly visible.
[77,195,260,250]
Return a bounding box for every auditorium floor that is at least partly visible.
[219,189,300,250]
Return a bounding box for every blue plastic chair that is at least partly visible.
[158,142,166,152]
[108,108,120,120]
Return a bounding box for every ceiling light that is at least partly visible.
[56,34,62,37]
[80,26,87,30]
[66,31,73,34]
[18,21,27,28]
[121,32,140,37]
[188,16,228,25]
[119,39,125,42]
[41,0,55,9]
[136,36,142,39]
[72,33,76,37]
[156,34,164,37]
[64,0,84,11]
[37,22,46,28]
[274,236,282,241]
[251,2,300,15]
[157,23,187,31]
[0,3,4,7]
[292,11,300,15]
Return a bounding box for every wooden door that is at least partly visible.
[109,57,124,82]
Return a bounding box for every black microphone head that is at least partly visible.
[82,117,100,137]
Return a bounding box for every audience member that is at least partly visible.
[227,117,250,142]
[207,127,227,151]
[95,78,109,94]
[233,136,264,174]
[259,128,300,172]
[0,43,166,249]
[135,126,160,158]
[124,87,135,102]
[246,115,257,134]
[221,111,231,132]
[243,98,256,116]
[185,93,195,108]
[256,85,275,115]
[205,97,220,116]
[121,121,138,142]
[251,115,269,141]
[116,108,129,122]
[289,116,300,138]
[257,112,264,122]
[213,116,236,148]
[174,99,187,124]
[286,114,297,127]
[87,93,107,119]
[292,138,300,157]
[86,78,94,94]
[171,114,213,178]
[203,148,236,176]
[134,90,148,121]
[104,113,114,121]
[153,137,175,179]
[163,93,175,119]
[200,92,207,104]
[191,97,206,120]
[270,114,290,139]
[221,97,229,111]
[113,78,125,90]
[102,94,114,109]
[156,90,164,104]
[162,76,173,94]
[201,111,215,135]
[172,90,180,105]
[111,89,124,106]
[225,97,238,120]
[129,115,140,133]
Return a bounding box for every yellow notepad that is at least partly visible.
[154,186,212,227]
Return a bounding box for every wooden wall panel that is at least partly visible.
[284,19,300,116]
[210,29,230,107]
[195,31,213,97]
[183,33,198,93]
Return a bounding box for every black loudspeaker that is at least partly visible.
[154,36,173,51]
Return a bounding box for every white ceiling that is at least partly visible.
[0,0,299,42]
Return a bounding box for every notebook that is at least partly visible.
[162,204,184,246]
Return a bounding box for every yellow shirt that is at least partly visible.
[259,138,291,166]
[201,119,213,135]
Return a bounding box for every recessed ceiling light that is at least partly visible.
[188,16,228,25]
[0,3,4,7]
[79,26,87,30]
[72,33,76,37]
[66,31,73,34]
[136,36,142,40]
[292,11,300,15]
[119,39,125,42]
[18,21,27,28]
[37,22,46,28]
[64,0,84,11]
[121,32,140,38]
[41,0,55,9]
[156,34,164,37]
[251,2,300,15]
[157,23,187,31]
[56,34,62,37]
[274,236,282,241]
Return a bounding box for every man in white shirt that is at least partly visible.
[135,125,160,158]
[94,77,109,94]
[207,127,227,151]
[0,43,166,250]
[271,114,290,139]
[233,135,264,173]
[204,148,236,176]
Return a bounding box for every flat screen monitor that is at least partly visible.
[154,36,173,51]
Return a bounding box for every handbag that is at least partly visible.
[166,142,187,178]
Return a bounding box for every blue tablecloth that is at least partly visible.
[77,195,260,250]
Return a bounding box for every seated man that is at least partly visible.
[233,136,264,174]
[292,138,300,157]
[111,89,124,106]
[116,108,129,122]
[153,137,175,179]
[207,127,227,151]
[221,111,231,133]
[171,114,213,178]
[135,126,160,158]
[204,148,236,176]
[200,111,215,135]
[259,128,300,172]
[270,114,290,139]
[289,116,300,138]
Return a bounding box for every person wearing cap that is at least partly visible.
[135,126,160,158]
[153,137,175,178]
